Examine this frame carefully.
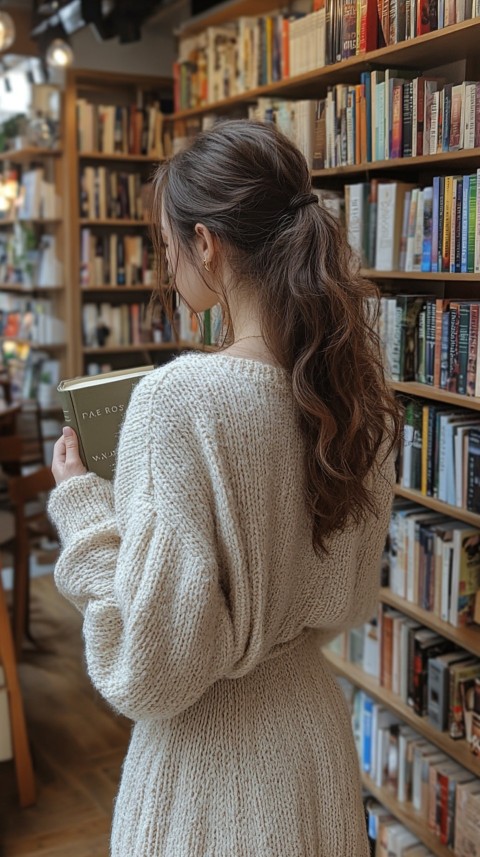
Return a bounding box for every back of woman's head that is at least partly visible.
[152,119,402,554]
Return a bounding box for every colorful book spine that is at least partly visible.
[461,175,471,273]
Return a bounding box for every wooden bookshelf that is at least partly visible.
[0,122,76,410]
[172,18,480,118]
[360,772,454,857]
[324,650,480,779]
[312,148,480,178]
[389,380,480,410]
[379,588,480,659]
[171,4,480,847]
[393,485,480,527]
[63,70,175,375]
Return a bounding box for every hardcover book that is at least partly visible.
[57,365,154,480]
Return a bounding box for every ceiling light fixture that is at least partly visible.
[0,11,16,51]
[45,36,73,66]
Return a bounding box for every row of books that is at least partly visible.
[76,99,170,158]
[313,74,480,170]
[341,607,480,744]
[0,294,65,345]
[346,680,480,854]
[82,301,168,348]
[79,167,152,222]
[399,399,480,515]
[0,226,63,288]
[400,397,480,510]
[344,173,480,272]
[174,1,480,111]
[381,604,480,732]
[80,230,155,288]
[365,795,436,856]
[248,99,318,170]
[81,300,223,348]
[174,4,326,111]
[0,168,60,222]
[377,295,480,395]
[386,500,480,625]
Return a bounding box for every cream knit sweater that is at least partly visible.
[48,351,396,857]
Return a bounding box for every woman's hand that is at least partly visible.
[52,426,87,486]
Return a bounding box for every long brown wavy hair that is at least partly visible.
[151,119,402,554]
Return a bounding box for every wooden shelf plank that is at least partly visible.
[0,284,63,293]
[312,148,480,178]
[81,285,154,293]
[172,19,480,118]
[389,380,480,411]
[79,219,149,227]
[323,650,480,779]
[79,151,164,163]
[393,485,480,527]
[0,148,62,162]
[178,0,283,36]
[83,343,179,354]
[379,588,480,658]
[0,219,61,228]
[0,338,66,350]
[360,772,454,857]
[361,269,480,280]
[82,342,209,354]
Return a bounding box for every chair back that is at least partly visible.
[8,467,55,507]
[0,436,24,465]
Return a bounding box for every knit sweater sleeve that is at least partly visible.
[48,371,235,722]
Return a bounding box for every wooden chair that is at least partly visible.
[7,467,57,660]
[0,438,57,658]
[0,551,36,807]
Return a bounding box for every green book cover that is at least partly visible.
[58,365,154,480]
[467,175,477,273]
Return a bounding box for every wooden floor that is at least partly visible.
[0,575,130,857]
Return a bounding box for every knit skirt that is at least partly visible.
[110,630,369,857]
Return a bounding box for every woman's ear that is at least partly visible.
[194,222,215,268]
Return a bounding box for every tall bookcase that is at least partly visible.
[63,68,210,379]
[0,124,75,449]
[171,4,480,855]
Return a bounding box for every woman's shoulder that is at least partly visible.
[126,351,223,423]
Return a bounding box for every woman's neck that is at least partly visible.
[223,303,278,365]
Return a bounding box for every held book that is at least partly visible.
[57,365,154,480]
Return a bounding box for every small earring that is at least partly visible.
[203,257,211,272]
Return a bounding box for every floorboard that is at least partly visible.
[0,575,130,857]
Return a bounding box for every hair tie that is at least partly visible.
[289,192,318,212]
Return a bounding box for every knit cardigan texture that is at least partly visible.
[48,351,396,857]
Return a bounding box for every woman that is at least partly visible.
[49,120,402,856]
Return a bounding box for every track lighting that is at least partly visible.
[0,11,15,51]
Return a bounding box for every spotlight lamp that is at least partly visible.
[0,11,15,51]
[46,37,74,67]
